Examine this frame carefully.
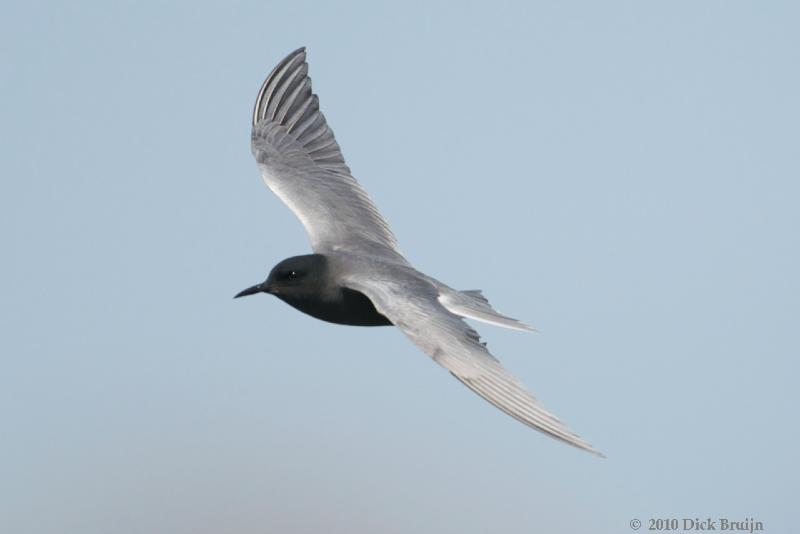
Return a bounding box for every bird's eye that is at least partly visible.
[287,271,298,279]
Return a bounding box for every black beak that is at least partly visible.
[234,283,266,299]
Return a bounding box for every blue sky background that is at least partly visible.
[2,1,798,533]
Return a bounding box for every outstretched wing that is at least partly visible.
[343,273,603,456]
[251,47,404,260]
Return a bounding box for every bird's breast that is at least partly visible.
[279,287,392,327]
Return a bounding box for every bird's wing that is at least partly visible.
[343,272,603,456]
[251,47,405,261]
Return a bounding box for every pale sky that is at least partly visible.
[1,1,797,533]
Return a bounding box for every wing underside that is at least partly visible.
[251,48,403,259]
[344,273,603,456]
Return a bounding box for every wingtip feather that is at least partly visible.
[252,47,309,127]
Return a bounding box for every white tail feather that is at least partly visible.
[438,290,536,332]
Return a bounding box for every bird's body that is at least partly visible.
[288,284,392,327]
[236,47,602,456]
[262,254,393,327]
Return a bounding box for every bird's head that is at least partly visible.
[234,254,328,301]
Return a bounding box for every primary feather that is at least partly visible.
[251,47,403,260]
[342,264,602,456]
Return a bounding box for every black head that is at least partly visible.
[234,254,328,301]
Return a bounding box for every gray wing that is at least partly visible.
[344,273,603,456]
[251,47,404,260]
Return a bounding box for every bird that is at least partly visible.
[235,47,602,456]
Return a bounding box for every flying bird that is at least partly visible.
[236,47,602,456]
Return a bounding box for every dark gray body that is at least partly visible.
[278,283,392,326]
[235,253,393,326]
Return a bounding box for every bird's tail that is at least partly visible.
[437,288,536,332]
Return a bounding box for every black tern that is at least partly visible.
[236,48,602,456]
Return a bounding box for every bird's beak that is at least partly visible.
[234,283,267,299]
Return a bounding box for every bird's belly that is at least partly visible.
[284,288,392,327]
